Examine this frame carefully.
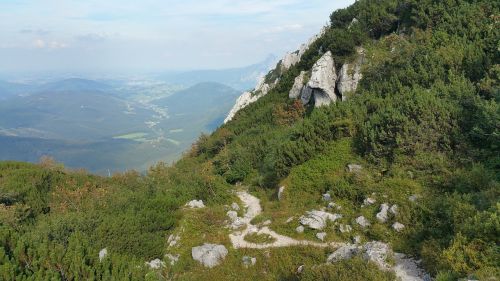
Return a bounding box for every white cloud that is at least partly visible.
[33,39,68,49]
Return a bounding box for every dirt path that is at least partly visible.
[229,190,429,281]
[229,190,345,249]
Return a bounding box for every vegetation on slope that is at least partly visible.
[0,0,498,280]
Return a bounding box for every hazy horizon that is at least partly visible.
[0,0,354,74]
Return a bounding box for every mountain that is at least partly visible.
[0,1,498,280]
[38,78,114,93]
[160,54,277,91]
[0,80,33,100]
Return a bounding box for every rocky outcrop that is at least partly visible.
[337,47,365,100]
[301,51,338,107]
[300,210,342,230]
[224,27,328,123]
[289,71,307,99]
[191,243,228,268]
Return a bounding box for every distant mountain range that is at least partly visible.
[0,78,241,174]
[159,54,277,91]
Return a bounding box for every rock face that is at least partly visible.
[289,71,307,99]
[376,203,390,223]
[224,27,327,123]
[301,51,338,107]
[300,210,342,230]
[337,47,365,100]
[191,243,228,268]
[98,248,107,262]
[186,200,205,209]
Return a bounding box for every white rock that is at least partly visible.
[301,51,338,107]
[347,164,363,173]
[186,200,205,209]
[337,47,365,100]
[363,241,391,269]
[278,186,285,201]
[376,203,390,223]
[322,193,332,201]
[145,258,165,269]
[327,244,360,263]
[289,71,307,99]
[227,210,245,229]
[392,222,405,232]
[356,216,371,228]
[353,235,362,244]
[300,210,342,230]
[165,253,180,265]
[167,234,180,247]
[296,225,305,233]
[231,202,240,211]
[297,264,305,274]
[339,224,352,233]
[227,210,238,221]
[316,232,327,241]
[191,243,228,268]
[286,216,295,223]
[242,256,257,267]
[390,205,398,215]
[98,248,107,262]
[363,197,376,206]
[327,202,342,210]
[224,91,260,123]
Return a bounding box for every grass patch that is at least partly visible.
[244,233,276,244]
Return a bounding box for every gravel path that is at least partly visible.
[229,190,345,249]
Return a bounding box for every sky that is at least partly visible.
[0,0,355,74]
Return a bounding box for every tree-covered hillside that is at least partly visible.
[1,0,498,280]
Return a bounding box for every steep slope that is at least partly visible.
[0,0,498,281]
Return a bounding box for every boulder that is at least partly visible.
[191,244,228,268]
[301,51,338,107]
[347,164,363,173]
[376,203,390,223]
[356,216,371,228]
[327,244,360,263]
[289,71,307,99]
[392,222,405,232]
[316,232,327,241]
[186,200,205,209]
[145,258,165,269]
[242,256,257,268]
[278,186,285,201]
[98,248,107,262]
[300,210,342,230]
[363,242,391,269]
